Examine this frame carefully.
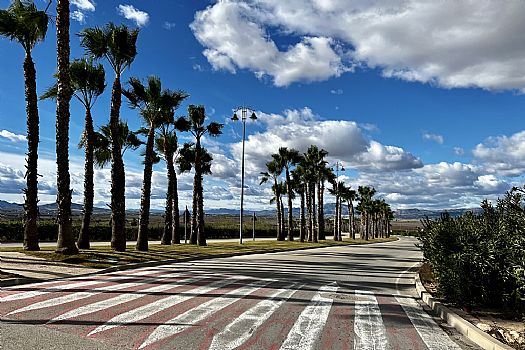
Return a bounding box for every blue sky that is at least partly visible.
[1,0,525,210]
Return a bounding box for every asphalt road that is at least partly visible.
[0,237,480,350]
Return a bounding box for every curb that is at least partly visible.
[415,272,513,350]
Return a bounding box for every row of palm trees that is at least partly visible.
[1,1,223,252]
[261,146,394,242]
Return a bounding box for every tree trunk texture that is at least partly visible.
[299,187,305,242]
[55,0,77,254]
[22,53,40,251]
[136,127,155,251]
[338,198,343,241]
[285,168,293,241]
[171,157,180,244]
[318,181,325,240]
[160,151,173,245]
[333,195,339,241]
[195,140,206,246]
[312,183,318,243]
[306,183,312,242]
[78,108,94,249]
[348,201,355,240]
[109,74,126,251]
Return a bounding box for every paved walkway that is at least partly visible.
[0,251,101,281]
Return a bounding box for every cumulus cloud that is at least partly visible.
[70,0,95,23]
[0,130,25,142]
[454,147,465,156]
[473,130,525,176]
[191,1,351,86]
[118,4,149,27]
[191,0,525,91]
[422,132,444,144]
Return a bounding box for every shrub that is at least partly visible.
[419,187,525,313]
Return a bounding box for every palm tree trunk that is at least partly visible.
[22,53,40,251]
[318,181,325,240]
[339,198,343,240]
[161,151,173,245]
[191,176,197,245]
[312,182,318,243]
[285,168,293,241]
[306,183,312,242]
[78,108,94,249]
[348,201,355,240]
[136,127,155,251]
[299,187,305,242]
[110,74,126,252]
[55,0,77,254]
[172,161,180,244]
[195,140,206,246]
[333,195,339,241]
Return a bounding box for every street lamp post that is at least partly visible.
[231,106,257,244]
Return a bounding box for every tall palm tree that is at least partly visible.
[54,0,77,255]
[0,0,50,251]
[303,145,329,242]
[357,185,376,240]
[260,159,284,241]
[176,105,223,246]
[342,187,357,239]
[317,164,334,240]
[291,164,306,242]
[272,147,301,241]
[122,76,187,251]
[93,121,141,168]
[41,59,106,249]
[79,23,139,251]
[156,124,180,245]
[176,143,214,245]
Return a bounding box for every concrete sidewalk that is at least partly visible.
[0,251,101,281]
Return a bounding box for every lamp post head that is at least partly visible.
[231,113,239,121]
[341,166,345,172]
[250,112,257,120]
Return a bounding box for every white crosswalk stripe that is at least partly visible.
[1,269,161,303]
[279,282,338,350]
[48,274,207,323]
[139,279,276,349]
[209,282,301,350]
[87,276,248,336]
[7,271,196,315]
[353,290,389,350]
[395,296,462,350]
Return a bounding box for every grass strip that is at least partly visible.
[7,238,396,269]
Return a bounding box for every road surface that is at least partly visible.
[0,237,480,349]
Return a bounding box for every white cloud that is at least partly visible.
[0,130,25,142]
[71,10,86,24]
[117,4,150,27]
[454,147,465,156]
[330,89,343,95]
[163,21,176,30]
[70,0,95,23]
[473,130,525,176]
[422,132,444,145]
[191,1,351,86]
[191,0,525,91]
[71,0,95,11]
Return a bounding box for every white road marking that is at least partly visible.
[139,279,276,349]
[395,296,462,350]
[87,276,246,336]
[353,290,389,350]
[209,283,300,350]
[48,275,207,323]
[7,271,195,315]
[279,282,338,350]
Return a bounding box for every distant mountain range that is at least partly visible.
[0,199,481,220]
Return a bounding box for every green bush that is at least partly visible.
[419,187,525,312]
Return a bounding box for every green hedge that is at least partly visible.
[419,187,525,312]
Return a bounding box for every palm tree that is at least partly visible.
[93,121,141,168]
[176,105,223,246]
[41,59,106,249]
[329,181,347,241]
[357,185,376,240]
[155,124,180,245]
[122,76,187,251]
[303,145,329,242]
[0,0,50,251]
[260,159,284,241]
[317,164,334,240]
[291,164,306,242]
[272,147,301,241]
[342,187,357,239]
[79,23,139,251]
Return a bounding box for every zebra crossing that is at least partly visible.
[0,264,463,350]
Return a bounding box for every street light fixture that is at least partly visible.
[231,106,257,244]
